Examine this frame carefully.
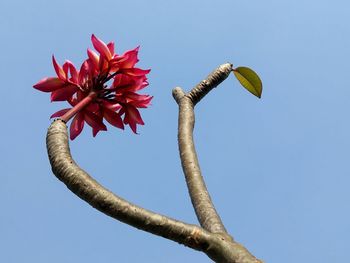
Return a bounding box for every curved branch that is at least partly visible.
[172,63,233,234]
[46,120,204,250]
[46,119,262,263]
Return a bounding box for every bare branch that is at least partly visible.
[172,63,233,234]
[46,120,206,251]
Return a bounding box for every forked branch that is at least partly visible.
[172,63,232,233]
[46,63,262,262]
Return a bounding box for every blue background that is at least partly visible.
[1,0,349,262]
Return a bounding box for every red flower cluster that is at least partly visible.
[34,34,152,140]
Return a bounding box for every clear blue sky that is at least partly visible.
[1,0,349,262]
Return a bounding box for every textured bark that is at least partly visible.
[46,120,205,250]
[172,63,232,233]
[45,63,263,263]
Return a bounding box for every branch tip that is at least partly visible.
[172,87,186,104]
[188,63,233,105]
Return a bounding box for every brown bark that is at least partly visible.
[172,63,233,233]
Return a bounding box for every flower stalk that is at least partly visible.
[61,92,97,122]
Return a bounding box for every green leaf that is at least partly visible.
[233,67,263,98]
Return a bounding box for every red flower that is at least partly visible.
[34,34,152,139]
[33,57,80,102]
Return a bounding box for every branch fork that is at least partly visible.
[46,63,262,263]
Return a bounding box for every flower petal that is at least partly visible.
[103,107,124,129]
[102,100,122,111]
[78,60,89,85]
[127,106,144,125]
[134,96,153,108]
[128,121,138,134]
[33,77,65,92]
[121,67,151,77]
[91,34,112,60]
[84,103,98,114]
[64,60,79,84]
[70,112,84,140]
[84,110,107,135]
[98,55,109,75]
[50,108,71,118]
[124,105,144,133]
[50,84,78,101]
[112,73,129,88]
[87,48,99,70]
[130,79,149,92]
[112,74,148,92]
[52,56,67,80]
[107,42,115,56]
[62,62,69,77]
[118,46,139,68]
[126,93,153,108]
